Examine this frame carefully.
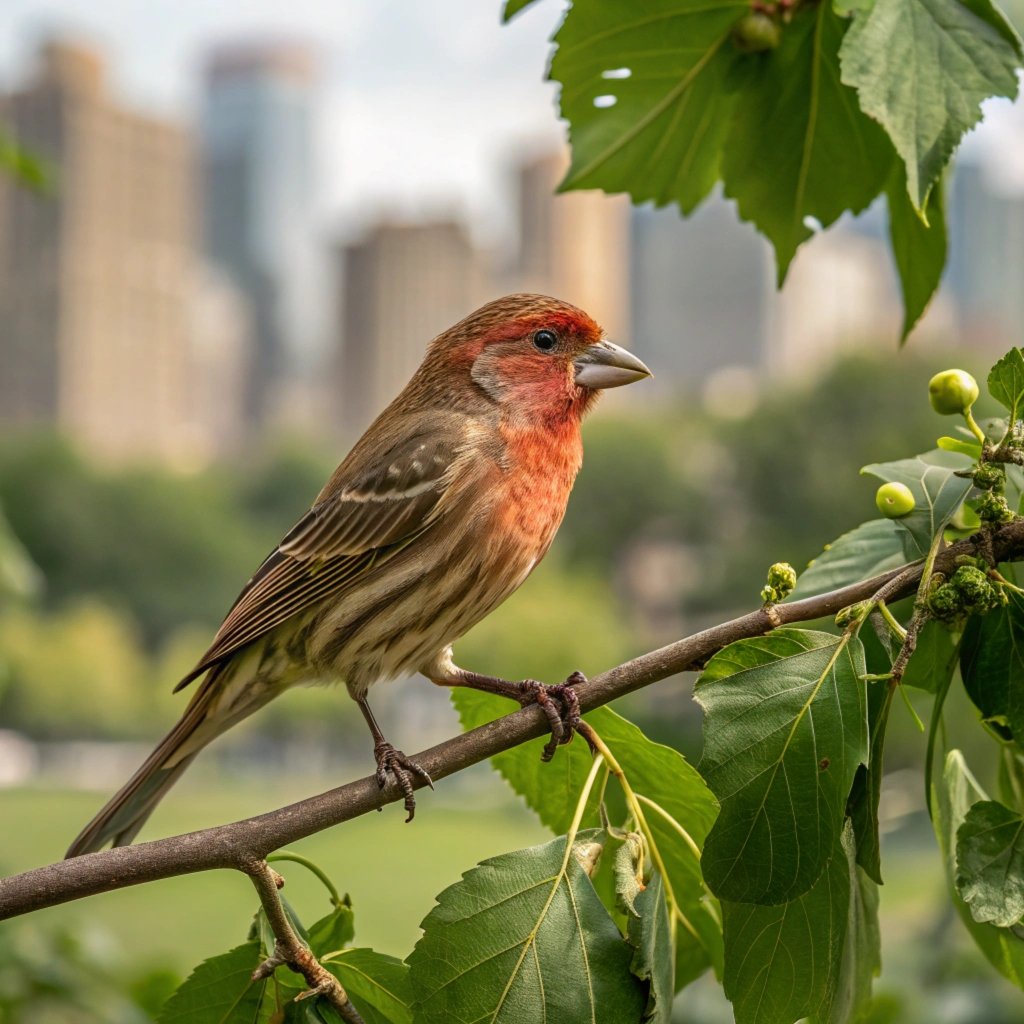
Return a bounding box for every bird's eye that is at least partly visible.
[533,329,558,353]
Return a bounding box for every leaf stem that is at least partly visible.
[267,851,342,906]
[877,600,908,641]
[634,794,702,861]
[917,530,944,604]
[965,407,988,447]
[896,679,925,732]
[244,860,365,1023]
[924,634,962,819]
[578,723,699,948]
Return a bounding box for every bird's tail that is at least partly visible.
[66,662,259,857]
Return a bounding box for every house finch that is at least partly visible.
[67,293,650,855]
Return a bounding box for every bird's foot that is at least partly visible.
[518,670,587,762]
[373,742,432,822]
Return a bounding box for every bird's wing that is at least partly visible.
[176,417,467,689]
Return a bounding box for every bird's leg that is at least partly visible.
[427,655,587,762]
[356,697,432,822]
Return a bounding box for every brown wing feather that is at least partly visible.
[175,418,466,690]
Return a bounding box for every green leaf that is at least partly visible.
[956,800,1024,927]
[933,751,1024,987]
[627,871,675,1024]
[322,949,412,1024]
[308,904,356,958]
[861,449,974,555]
[502,0,540,21]
[157,941,266,1024]
[722,822,863,1024]
[695,629,868,904]
[722,822,879,1024]
[451,693,722,982]
[848,680,893,884]
[988,348,1024,423]
[813,824,881,1024]
[613,831,647,917]
[937,435,984,457]
[839,0,1022,211]
[901,619,958,693]
[551,0,747,215]
[960,590,1024,742]
[791,519,916,600]
[721,1,894,281]
[887,164,948,340]
[406,832,645,1023]
[999,746,1024,809]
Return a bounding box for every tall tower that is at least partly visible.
[201,42,319,427]
[0,39,198,461]
[337,220,491,438]
[514,150,631,342]
[629,200,773,393]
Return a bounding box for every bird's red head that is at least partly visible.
[427,293,650,425]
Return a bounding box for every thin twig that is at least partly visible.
[245,859,365,1023]
[1,519,1023,922]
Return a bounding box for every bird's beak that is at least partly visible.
[573,340,652,390]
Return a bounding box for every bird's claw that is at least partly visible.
[373,742,433,822]
[518,671,586,762]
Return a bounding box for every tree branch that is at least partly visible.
[245,859,366,1023]
[2,519,1023,921]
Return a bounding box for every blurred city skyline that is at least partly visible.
[0,0,566,238]
[1,3,1024,463]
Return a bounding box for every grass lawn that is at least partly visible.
[0,767,548,973]
[3,768,1024,1023]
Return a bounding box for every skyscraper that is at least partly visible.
[337,220,491,437]
[947,159,1024,350]
[514,150,631,342]
[0,40,199,461]
[629,198,773,394]
[200,41,320,427]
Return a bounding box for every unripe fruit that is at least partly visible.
[876,482,915,518]
[732,12,781,52]
[928,369,979,416]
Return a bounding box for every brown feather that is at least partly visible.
[70,293,612,854]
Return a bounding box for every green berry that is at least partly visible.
[928,583,962,621]
[732,12,781,52]
[950,566,991,608]
[978,491,1014,523]
[928,369,979,416]
[972,463,1004,491]
[875,482,915,518]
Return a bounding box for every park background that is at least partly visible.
[2,1,1024,1020]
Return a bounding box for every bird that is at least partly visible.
[66,293,651,856]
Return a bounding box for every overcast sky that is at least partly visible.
[0,0,568,244]
[1,0,1022,248]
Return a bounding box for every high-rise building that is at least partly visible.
[0,40,200,461]
[514,150,631,342]
[183,266,252,461]
[947,159,1024,351]
[629,199,773,394]
[201,41,320,427]
[337,220,491,437]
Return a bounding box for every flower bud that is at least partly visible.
[761,561,797,604]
